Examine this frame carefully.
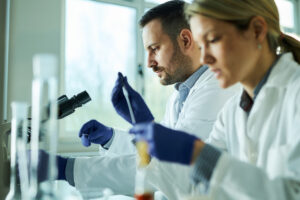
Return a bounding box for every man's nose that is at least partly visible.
[147,54,158,68]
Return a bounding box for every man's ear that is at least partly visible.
[249,16,268,44]
[178,29,193,51]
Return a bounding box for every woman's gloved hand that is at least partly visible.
[111,72,154,124]
[130,122,199,165]
[79,119,113,147]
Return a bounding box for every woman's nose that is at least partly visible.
[200,46,215,65]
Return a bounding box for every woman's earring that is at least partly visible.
[258,44,262,50]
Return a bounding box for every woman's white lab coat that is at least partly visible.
[73,69,238,199]
[202,53,300,200]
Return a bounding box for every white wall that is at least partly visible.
[5,0,63,121]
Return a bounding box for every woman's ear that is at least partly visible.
[179,29,193,51]
[249,16,268,44]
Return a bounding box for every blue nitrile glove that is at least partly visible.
[130,122,198,165]
[79,119,113,147]
[111,72,154,124]
[27,149,67,182]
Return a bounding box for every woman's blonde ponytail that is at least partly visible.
[279,33,300,63]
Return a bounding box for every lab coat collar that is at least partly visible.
[174,65,208,91]
[263,53,296,89]
[239,54,282,113]
[189,67,215,92]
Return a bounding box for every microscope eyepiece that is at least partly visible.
[71,91,91,108]
[57,90,91,119]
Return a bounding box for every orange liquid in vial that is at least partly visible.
[134,193,154,200]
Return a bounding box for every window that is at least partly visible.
[63,0,174,143]
[275,0,299,37]
[276,0,294,29]
[64,0,137,138]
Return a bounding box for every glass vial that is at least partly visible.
[6,102,29,200]
[29,54,58,199]
[134,141,154,200]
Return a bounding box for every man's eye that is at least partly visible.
[152,47,158,53]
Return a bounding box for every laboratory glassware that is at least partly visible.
[122,85,154,200]
[29,54,59,199]
[6,102,29,200]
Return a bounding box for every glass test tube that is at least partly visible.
[29,54,58,199]
[134,142,153,200]
[122,85,154,200]
[6,102,29,200]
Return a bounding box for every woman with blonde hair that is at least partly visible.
[130,0,300,199]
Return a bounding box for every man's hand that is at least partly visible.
[111,72,154,124]
[79,120,113,147]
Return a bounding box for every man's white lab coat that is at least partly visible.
[73,68,238,199]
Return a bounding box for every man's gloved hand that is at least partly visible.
[79,119,113,147]
[27,149,67,182]
[130,122,199,165]
[111,72,154,124]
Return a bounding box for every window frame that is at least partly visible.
[59,0,159,152]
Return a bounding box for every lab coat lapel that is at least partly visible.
[168,91,180,128]
[243,53,294,164]
[234,103,250,162]
[247,53,293,140]
[188,68,213,97]
[177,69,213,122]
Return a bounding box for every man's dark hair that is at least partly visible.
[139,0,189,42]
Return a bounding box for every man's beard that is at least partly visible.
[160,44,193,85]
